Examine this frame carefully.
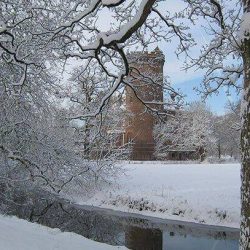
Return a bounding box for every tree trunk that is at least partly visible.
[240,1,250,249]
[84,122,91,159]
[218,142,221,159]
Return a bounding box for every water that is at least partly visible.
[0,188,239,250]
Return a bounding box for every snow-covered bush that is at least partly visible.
[154,102,216,161]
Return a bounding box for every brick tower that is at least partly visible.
[125,47,165,160]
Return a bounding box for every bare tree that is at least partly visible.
[182,1,249,247]
[240,2,250,248]
[154,102,216,161]
[213,102,241,160]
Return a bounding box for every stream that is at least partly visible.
[0,188,239,250]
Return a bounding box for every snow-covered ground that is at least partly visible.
[0,215,127,250]
[75,163,241,228]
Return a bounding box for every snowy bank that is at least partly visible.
[0,214,127,250]
[74,163,241,228]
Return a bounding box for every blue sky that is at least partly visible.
[157,45,241,115]
[142,0,242,115]
[154,0,242,115]
[172,76,241,115]
[159,44,241,115]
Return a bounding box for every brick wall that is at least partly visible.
[125,48,165,160]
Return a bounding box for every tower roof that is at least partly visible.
[127,47,165,63]
[153,46,161,53]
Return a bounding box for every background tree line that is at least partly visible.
[154,101,241,162]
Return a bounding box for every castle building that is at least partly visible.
[124,48,165,160]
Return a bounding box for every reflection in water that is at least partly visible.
[126,227,162,250]
[163,232,238,250]
[0,188,239,250]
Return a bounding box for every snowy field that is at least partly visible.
[76,163,241,228]
[0,215,127,250]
